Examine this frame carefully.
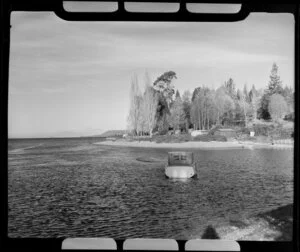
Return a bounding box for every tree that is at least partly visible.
[236,89,242,101]
[190,87,218,130]
[155,93,170,134]
[190,96,202,130]
[239,92,251,127]
[156,113,169,135]
[214,86,235,125]
[268,63,283,95]
[175,90,181,100]
[153,71,177,134]
[223,78,239,122]
[258,93,271,120]
[153,71,177,106]
[243,83,250,103]
[249,84,260,121]
[168,93,185,132]
[237,83,252,126]
[224,78,236,100]
[206,90,218,129]
[268,94,288,121]
[182,90,192,132]
[142,73,159,137]
[137,96,146,135]
[258,63,284,120]
[192,87,201,102]
[282,85,294,115]
[127,74,142,135]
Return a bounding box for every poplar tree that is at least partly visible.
[127,74,142,135]
[142,72,158,137]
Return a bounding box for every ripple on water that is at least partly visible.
[8,139,293,239]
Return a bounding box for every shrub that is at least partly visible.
[252,121,293,139]
[253,124,274,136]
[128,136,152,142]
[284,113,294,121]
[193,134,227,142]
[235,127,250,138]
[153,134,192,143]
[269,125,293,139]
[240,127,251,134]
[255,135,272,143]
[208,125,224,135]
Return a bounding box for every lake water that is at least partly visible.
[8,137,293,239]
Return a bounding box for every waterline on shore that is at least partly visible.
[94,140,293,149]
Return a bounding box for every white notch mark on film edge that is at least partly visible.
[61,238,117,250]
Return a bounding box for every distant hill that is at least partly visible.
[97,130,127,138]
[51,128,104,138]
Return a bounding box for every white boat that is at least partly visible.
[165,152,196,179]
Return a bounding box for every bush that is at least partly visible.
[252,121,293,139]
[235,127,251,140]
[208,125,224,135]
[284,113,294,121]
[153,134,192,143]
[255,135,272,143]
[253,124,274,136]
[193,134,227,142]
[269,125,293,139]
[240,127,251,134]
[128,136,152,142]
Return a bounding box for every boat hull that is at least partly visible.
[165,165,196,179]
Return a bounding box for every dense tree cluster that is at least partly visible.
[127,63,294,135]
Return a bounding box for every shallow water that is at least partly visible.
[8,138,293,239]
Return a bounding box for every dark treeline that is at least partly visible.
[127,63,294,136]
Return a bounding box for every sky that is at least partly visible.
[8,10,294,138]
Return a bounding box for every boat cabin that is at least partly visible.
[168,152,194,166]
[166,152,196,179]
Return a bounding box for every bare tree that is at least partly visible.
[168,94,185,132]
[127,74,142,135]
[142,72,158,137]
[214,86,235,125]
[240,92,251,127]
[190,87,217,130]
[137,96,146,136]
[182,90,192,132]
[249,85,260,122]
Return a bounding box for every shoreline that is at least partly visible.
[94,140,293,149]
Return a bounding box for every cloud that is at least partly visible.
[9,12,294,137]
